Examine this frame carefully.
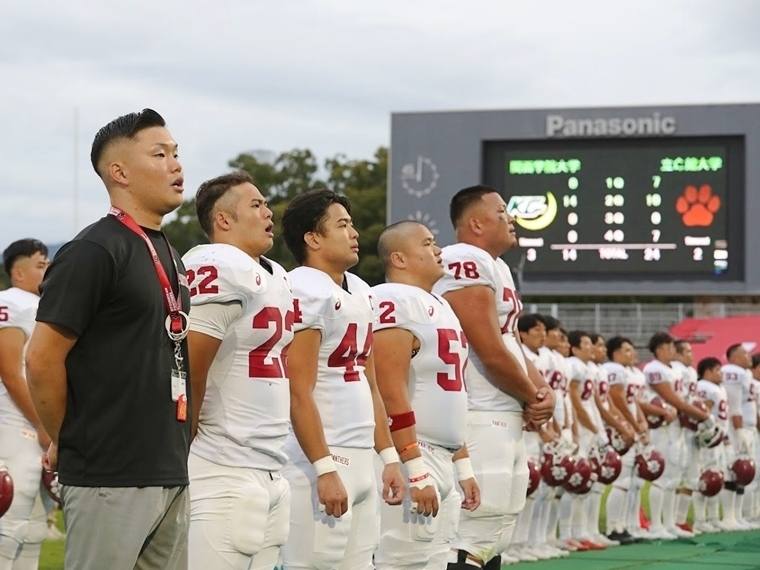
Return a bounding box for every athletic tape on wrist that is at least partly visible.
[454,457,475,481]
[313,456,337,476]
[405,456,430,489]
[379,447,400,465]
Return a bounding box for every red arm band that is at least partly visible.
[388,411,416,432]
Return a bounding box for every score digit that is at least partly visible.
[652,175,661,188]
[693,248,703,261]
[651,230,661,243]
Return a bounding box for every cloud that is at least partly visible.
[0,0,759,247]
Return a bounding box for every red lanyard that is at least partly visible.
[109,206,185,337]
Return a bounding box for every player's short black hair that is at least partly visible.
[648,332,674,355]
[195,171,254,238]
[675,340,691,354]
[449,184,498,228]
[606,336,633,359]
[542,315,560,332]
[3,238,48,275]
[698,357,722,379]
[589,333,604,344]
[726,343,743,361]
[567,330,590,350]
[752,353,760,369]
[517,314,545,333]
[559,328,568,337]
[90,108,166,177]
[282,189,351,264]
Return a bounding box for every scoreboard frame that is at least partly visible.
[388,104,760,295]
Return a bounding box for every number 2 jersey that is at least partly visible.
[372,282,468,449]
[289,267,377,450]
[0,287,39,429]
[184,243,294,471]
[433,242,525,414]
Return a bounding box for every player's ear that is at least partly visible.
[390,250,405,269]
[468,215,483,236]
[108,160,128,188]
[303,231,320,252]
[214,210,233,232]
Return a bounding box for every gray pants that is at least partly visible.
[60,485,189,570]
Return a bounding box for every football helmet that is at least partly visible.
[678,400,708,431]
[540,444,576,487]
[646,397,667,429]
[730,456,756,487]
[594,448,623,485]
[606,427,632,456]
[527,458,541,497]
[634,445,665,482]
[0,466,13,517]
[41,470,61,506]
[562,457,596,494]
[698,468,724,497]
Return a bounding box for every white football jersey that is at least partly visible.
[722,364,758,428]
[433,243,524,413]
[184,244,294,470]
[671,361,698,403]
[589,361,611,409]
[0,287,39,429]
[289,267,377,449]
[568,356,600,427]
[372,282,468,449]
[643,359,679,393]
[544,348,569,426]
[629,366,648,404]
[604,361,637,417]
[697,380,729,432]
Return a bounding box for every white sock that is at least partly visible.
[606,487,627,533]
[707,495,720,522]
[513,499,532,545]
[662,489,676,528]
[692,493,707,523]
[586,491,602,537]
[572,495,587,539]
[648,484,665,529]
[559,493,574,540]
[720,489,736,522]
[547,497,561,542]
[735,492,745,522]
[675,493,692,525]
[626,480,643,530]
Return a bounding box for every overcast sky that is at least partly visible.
[1,0,758,249]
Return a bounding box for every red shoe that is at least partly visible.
[564,539,589,551]
[676,523,694,533]
[579,539,606,551]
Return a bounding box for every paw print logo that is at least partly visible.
[675,184,721,227]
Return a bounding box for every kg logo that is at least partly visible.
[507,192,558,231]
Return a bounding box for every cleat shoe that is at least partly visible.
[667,525,695,538]
[693,521,717,533]
[578,539,606,550]
[592,534,619,546]
[607,530,639,545]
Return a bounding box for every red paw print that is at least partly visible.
[675,184,720,227]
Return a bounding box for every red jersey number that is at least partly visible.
[249,307,293,379]
[437,328,468,392]
[187,266,219,297]
[328,324,373,382]
[448,261,480,280]
[501,288,521,334]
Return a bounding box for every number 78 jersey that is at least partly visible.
[433,243,525,414]
[373,283,468,449]
[289,267,377,450]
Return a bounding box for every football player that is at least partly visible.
[694,357,729,533]
[0,239,52,570]
[749,354,760,524]
[721,344,758,530]
[183,172,294,569]
[432,185,554,569]
[372,221,480,569]
[670,341,701,534]
[280,190,405,570]
[603,336,647,545]
[642,332,709,539]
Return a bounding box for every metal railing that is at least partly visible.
[521,303,760,346]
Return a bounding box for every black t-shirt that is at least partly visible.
[36,215,191,487]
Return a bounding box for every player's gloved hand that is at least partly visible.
[381,462,406,506]
[735,427,754,455]
[316,471,349,518]
[698,414,716,432]
[525,387,556,427]
[560,428,574,447]
[696,422,723,448]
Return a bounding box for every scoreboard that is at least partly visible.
[390,105,760,295]
[483,137,745,281]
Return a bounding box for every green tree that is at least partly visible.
[0,271,9,291]
[161,147,389,285]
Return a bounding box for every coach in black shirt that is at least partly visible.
[27,109,191,570]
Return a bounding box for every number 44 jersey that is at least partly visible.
[372,282,469,450]
[433,243,525,414]
[183,243,294,471]
[289,266,377,450]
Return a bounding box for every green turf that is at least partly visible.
[502,530,760,570]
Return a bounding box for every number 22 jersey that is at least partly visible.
[433,243,525,414]
[289,267,377,450]
[183,243,294,471]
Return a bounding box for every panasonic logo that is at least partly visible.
[546,113,676,137]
